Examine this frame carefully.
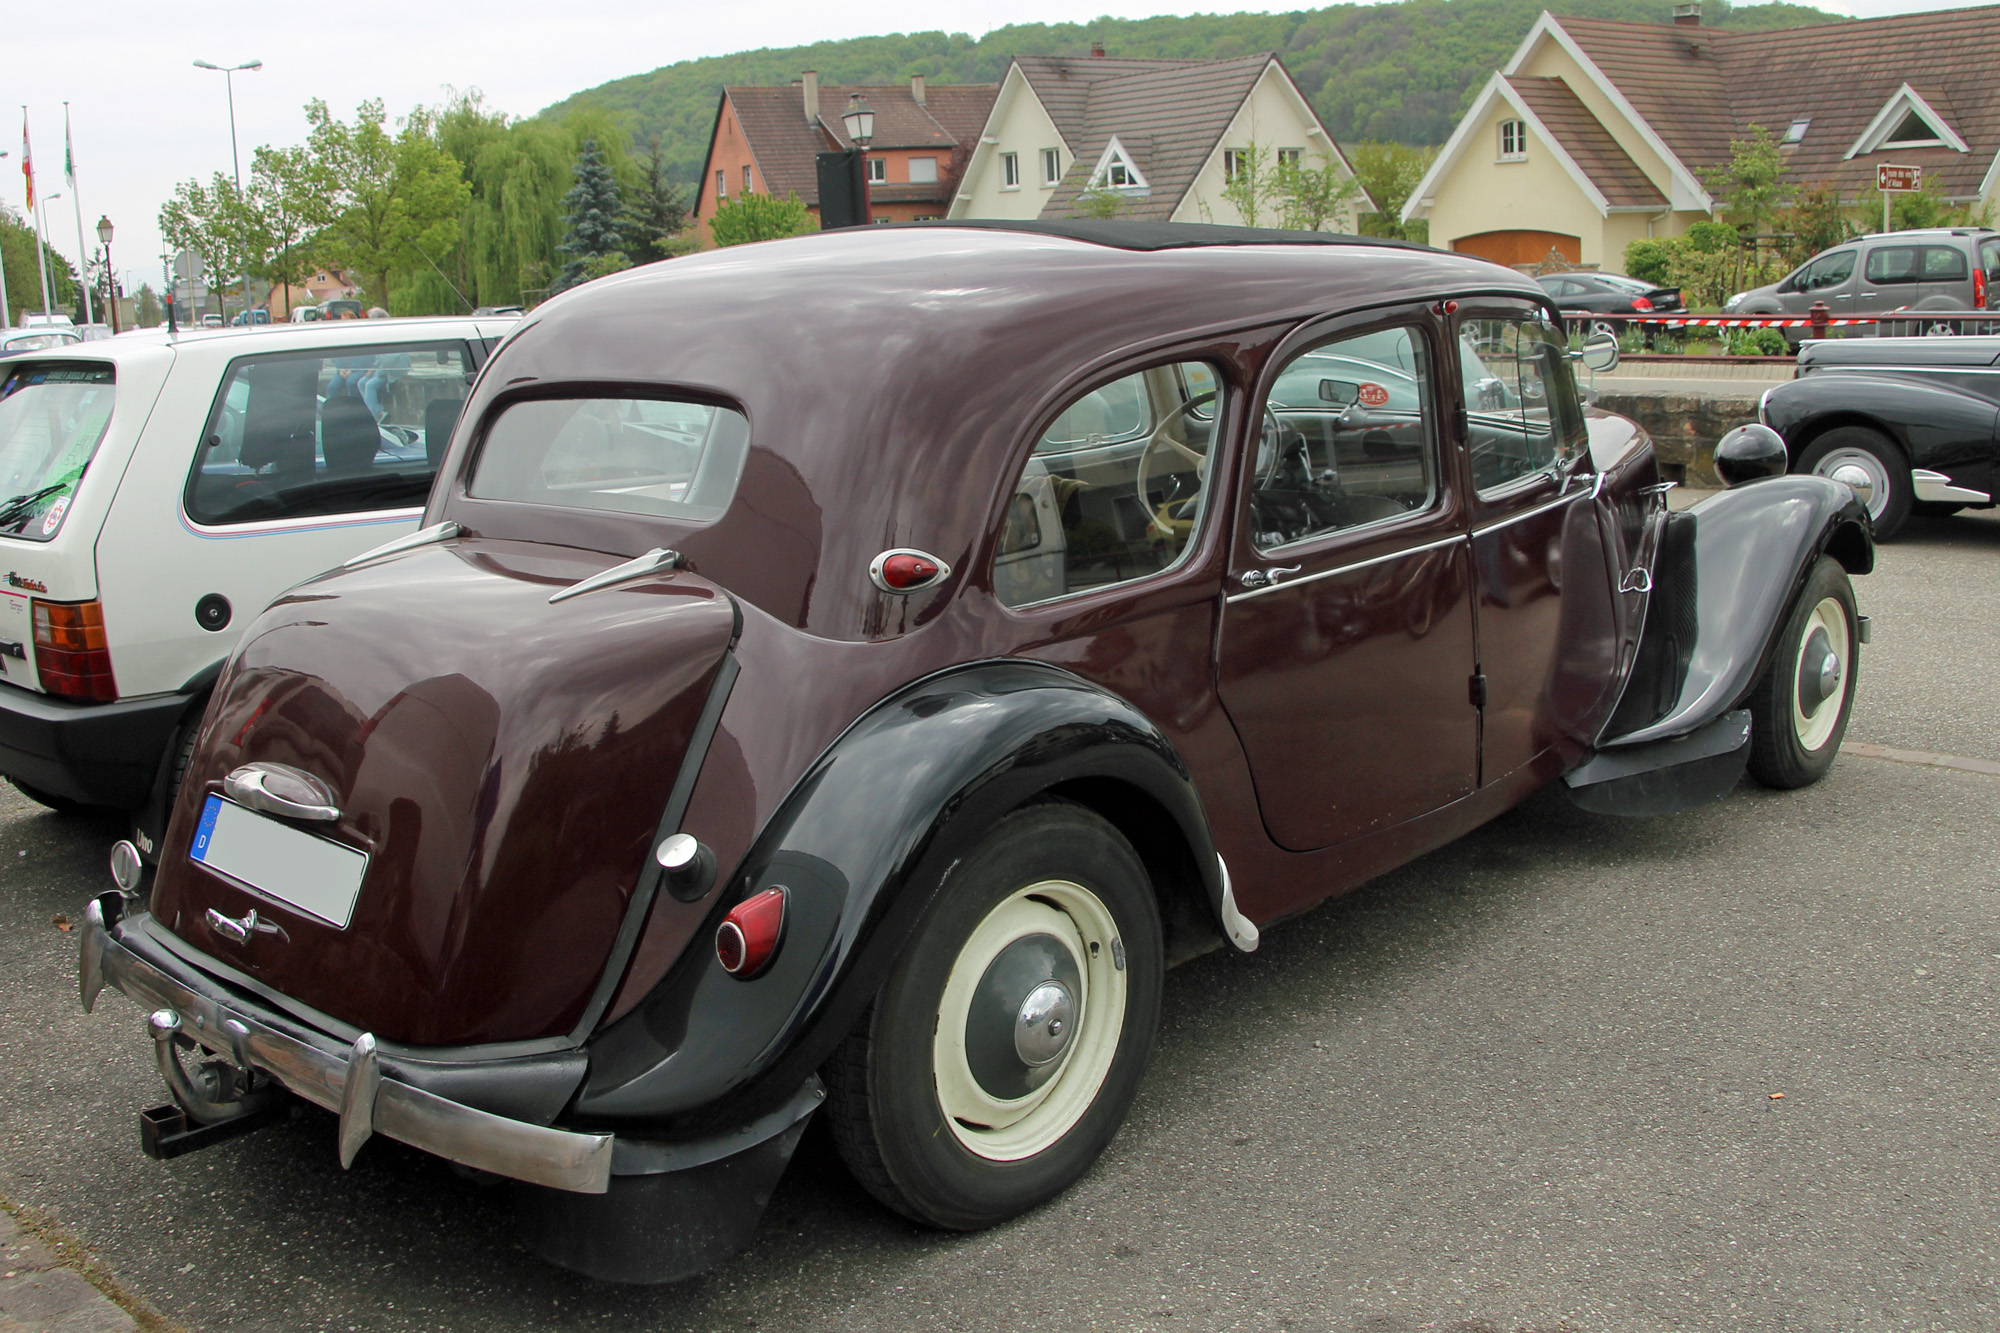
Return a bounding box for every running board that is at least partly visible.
[1564,710,1752,817]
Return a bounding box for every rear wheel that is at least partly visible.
[824,801,1163,1230]
[1797,427,1911,540]
[1747,556,1858,789]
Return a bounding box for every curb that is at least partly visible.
[0,1200,181,1333]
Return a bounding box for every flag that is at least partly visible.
[63,107,75,187]
[19,116,31,210]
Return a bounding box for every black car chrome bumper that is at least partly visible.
[80,892,615,1193]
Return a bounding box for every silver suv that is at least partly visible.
[1727,228,1999,319]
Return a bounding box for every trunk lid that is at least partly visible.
[149,537,736,1047]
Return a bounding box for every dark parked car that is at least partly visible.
[1757,334,2000,538]
[1537,271,1683,334]
[78,222,1873,1284]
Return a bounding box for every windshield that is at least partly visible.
[0,362,114,541]
[469,397,750,523]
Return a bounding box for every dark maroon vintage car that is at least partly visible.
[79,221,1872,1282]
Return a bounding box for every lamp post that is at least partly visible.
[37,192,63,321]
[841,94,876,226]
[192,58,262,323]
[97,216,117,334]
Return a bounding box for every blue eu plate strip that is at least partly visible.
[191,794,223,862]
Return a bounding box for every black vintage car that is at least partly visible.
[1758,335,2000,539]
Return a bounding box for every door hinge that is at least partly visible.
[1469,672,1488,708]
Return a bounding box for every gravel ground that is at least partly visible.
[0,512,1994,1333]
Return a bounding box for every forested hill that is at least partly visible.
[541,0,1839,183]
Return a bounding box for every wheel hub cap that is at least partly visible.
[965,933,1083,1100]
[1796,627,1840,715]
[1828,463,1875,506]
[1014,981,1076,1066]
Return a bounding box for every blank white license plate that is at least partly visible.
[190,795,368,929]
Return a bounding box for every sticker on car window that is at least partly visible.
[1356,382,1390,408]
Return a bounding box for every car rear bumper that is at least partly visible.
[0,682,191,808]
[81,891,617,1192]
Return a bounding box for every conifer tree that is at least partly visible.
[555,137,626,292]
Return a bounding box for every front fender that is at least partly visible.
[1763,374,2000,482]
[1597,474,1870,749]
[576,659,1220,1128]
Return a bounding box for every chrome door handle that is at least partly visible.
[1239,565,1302,589]
[1620,568,1653,594]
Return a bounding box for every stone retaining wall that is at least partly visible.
[1594,389,1765,488]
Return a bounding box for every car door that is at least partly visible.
[1790,248,1858,314]
[1860,243,1922,312]
[1215,309,1477,852]
[1919,244,1971,309]
[1456,305,1611,784]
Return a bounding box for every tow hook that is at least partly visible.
[140,1009,287,1161]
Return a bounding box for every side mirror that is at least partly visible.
[1578,330,1619,373]
[1318,379,1359,406]
[1714,423,1788,487]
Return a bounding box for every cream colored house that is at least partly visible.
[1405,4,2000,273]
[950,50,1370,228]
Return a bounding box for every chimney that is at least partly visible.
[1672,3,1701,24]
[911,74,926,104]
[1090,40,1106,57]
[803,70,820,123]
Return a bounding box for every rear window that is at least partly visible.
[186,342,472,526]
[0,361,115,543]
[468,397,749,524]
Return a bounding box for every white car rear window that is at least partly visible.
[0,361,114,542]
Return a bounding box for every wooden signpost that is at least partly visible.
[1877,164,1921,232]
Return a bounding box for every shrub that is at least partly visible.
[709,192,815,248]
[1624,238,1673,286]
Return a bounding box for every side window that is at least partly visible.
[186,342,471,526]
[1253,326,1435,550]
[1462,317,1582,495]
[1804,250,1854,289]
[1922,245,1969,281]
[1982,239,2000,286]
[1865,246,1922,285]
[995,361,1218,609]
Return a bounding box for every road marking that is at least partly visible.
[1842,741,2000,777]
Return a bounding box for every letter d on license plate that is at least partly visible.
[191,795,368,928]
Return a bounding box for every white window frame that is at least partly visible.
[1498,120,1527,162]
[1845,84,1970,159]
[742,164,753,193]
[715,168,727,201]
[1089,137,1149,193]
[1040,148,1061,187]
[865,156,887,184]
[1223,149,1248,182]
[1277,148,1302,168]
[1001,151,1020,189]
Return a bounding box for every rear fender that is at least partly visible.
[577,659,1222,1129]
[1593,474,1870,751]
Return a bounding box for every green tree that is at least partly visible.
[2,205,79,319]
[1075,187,1127,219]
[1273,154,1364,231]
[1347,141,1435,239]
[303,99,471,312]
[1779,181,1853,264]
[1219,143,1278,228]
[157,174,258,313]
[1701,125,1789,234]
[622,136,691,262]
[133,283,161,327]
[555,138,626,292]
[708,191,813,247]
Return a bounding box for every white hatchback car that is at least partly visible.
[0,316,518,852]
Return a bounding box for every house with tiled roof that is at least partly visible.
[1404,3,2000,273]
[950,49,1370,228]
[693,73,996,238]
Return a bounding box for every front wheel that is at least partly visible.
[824,801,1164,1231]
[1747,556,1859,789]
[1797,427,1911,539]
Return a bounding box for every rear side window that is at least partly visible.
[1865,246,1923,285]
[468,398,750,524]
[1923,246,1969,280]
[1983,239,2000,283]
[185,342,472,526]
[0,361,115,543]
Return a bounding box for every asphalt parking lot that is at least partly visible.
[2,510,1996,1333]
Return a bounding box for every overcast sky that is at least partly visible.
[2,0,1982,308]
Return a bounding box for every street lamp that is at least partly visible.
[193,58,263,323]
[841,94,875,149]
[97,216,117,334]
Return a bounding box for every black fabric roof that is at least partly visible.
[877,218,1439,255]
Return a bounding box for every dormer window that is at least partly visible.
[1846,84,1968,158]
[1499,119,1527,161]
[1089,137,1149,192]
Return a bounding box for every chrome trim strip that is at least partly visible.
[80,899,613,1194]
[1911,468,1991,504]
[1805,363,2000,376]
[1472,475,1600,538]
[548,548,682,604]
[341,520,460,569]
[1225,532,1468,603]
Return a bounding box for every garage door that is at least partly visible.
[1452,231,1582,269]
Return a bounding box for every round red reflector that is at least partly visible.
[879,553,938,589]
[716,886,787,977]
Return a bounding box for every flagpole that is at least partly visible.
[0,148,12,328]
[63,103,92,326]
[23,111,53,320]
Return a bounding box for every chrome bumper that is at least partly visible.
[79,893,613,1194]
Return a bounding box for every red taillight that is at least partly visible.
[1631,295,1654,311]
[33,598,116,702]
[716,887,787,978]
[1976,266,1988,309]
[880,554,938,588]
